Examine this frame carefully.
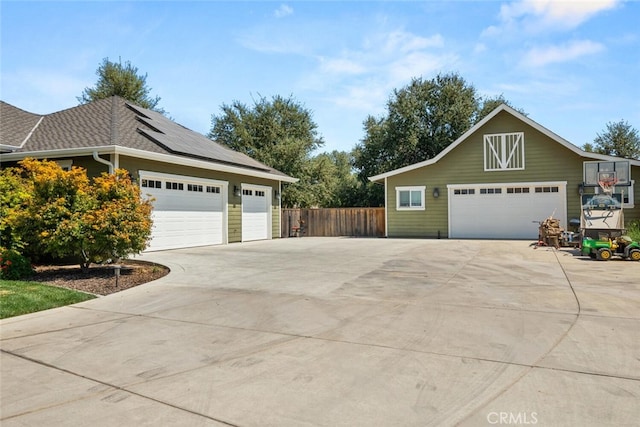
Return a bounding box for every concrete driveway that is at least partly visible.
[1,238,639,426]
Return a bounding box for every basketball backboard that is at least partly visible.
[583,161,631,187]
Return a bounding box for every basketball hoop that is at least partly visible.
[598,177,618,194]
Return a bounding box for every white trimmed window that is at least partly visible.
[396,186,425,210]
[593,180,635,208]
[619,180,635,208]
[484,132,525,171]
[54,159,73,171]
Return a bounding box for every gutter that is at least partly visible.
[0,145,298,183]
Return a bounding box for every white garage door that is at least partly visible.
[140,172,226,251]
[242,185,271,242]
[448,182,567,239]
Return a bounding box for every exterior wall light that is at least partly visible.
[234,185,241,197]
[433,187,440,198]
[578,183,584,195]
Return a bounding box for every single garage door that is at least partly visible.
[242,184,271,242]
[448,182,567,239]
[140,171,226,251]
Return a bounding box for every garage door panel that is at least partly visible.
[449,184,566,239]
[148,211,224,250]
[242,187,270,242]
[140,172,226,251]
[143,189,222,212]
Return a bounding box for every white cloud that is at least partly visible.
[521,40,605,67]
[503,0,618,27]
[388,51,458,83]
[495,78,582,97]
[378,31,444,54]
[329,83,389,113]
[474,43,487,54]
[237,31,307,55]
[319,57,367,75]
[274,4,293,19]
[487,0,619,35]
[306,29,454,112]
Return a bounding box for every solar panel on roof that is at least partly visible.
[126,103,272,172]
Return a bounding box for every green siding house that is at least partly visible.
[0,97,297,250]
[369,104,640,239]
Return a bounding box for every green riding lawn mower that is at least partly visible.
[581,236,640,261]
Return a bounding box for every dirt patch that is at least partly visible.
[29,261,170,296]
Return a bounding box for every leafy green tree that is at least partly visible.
[353,73,523,206]
[6,159,153,271]
[585,120,640,160]
[210,95,324,207]
[353,73,478,181]
[0,167,29,250]
[78,58,165,113]
[75,170,153,269]
[300,151,361,208]
[10,158,94,262]
[475,94,527,123]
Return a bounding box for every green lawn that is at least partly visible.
[0,280,96,319]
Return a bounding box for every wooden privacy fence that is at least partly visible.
[281,208,385,238]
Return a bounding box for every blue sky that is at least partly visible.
[2,1,639,154]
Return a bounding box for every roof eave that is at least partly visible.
[0,146,298,183]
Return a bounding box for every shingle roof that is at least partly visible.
[0,97,291,178]
[0,102,43,151]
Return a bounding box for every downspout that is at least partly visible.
[93,151,114,174]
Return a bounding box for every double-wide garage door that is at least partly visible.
[449,182,567,239]
[140,172,226,251]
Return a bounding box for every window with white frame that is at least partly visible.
[594,180,634,208]
[54,159,73,171]
[484,132,525,171]
[396,186,425,210]
[616,180,635,209]
[619,180,635,208]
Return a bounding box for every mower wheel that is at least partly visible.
[596,248,612,261]
[629,249,640,261]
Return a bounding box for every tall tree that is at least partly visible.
[210,95,325,207]
[584,120,640,160]
[353,73,479,180]
[475,94,527,123]
[78,58,165,113]
[353,73,523,206]
[307,151,362,208]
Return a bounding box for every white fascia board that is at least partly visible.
[368,104,640,182]
[0,146,116,162]
[0,146,299,183]
[115,147,298,183]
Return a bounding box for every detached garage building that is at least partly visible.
[369,104,640,239]
[0,97,297,250]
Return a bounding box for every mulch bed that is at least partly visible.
[29,261,170,296]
